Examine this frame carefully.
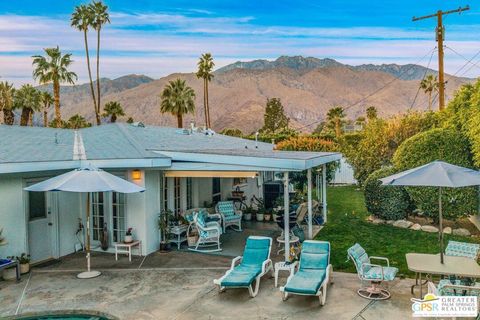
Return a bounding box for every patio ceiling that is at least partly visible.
[154,149,342,171]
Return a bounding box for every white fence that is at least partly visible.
[332,157,357,185]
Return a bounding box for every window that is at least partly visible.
[112,192,126,243]
[212,178,221,203]
[29,192,46,220]
[91,192,105,241]
[174,177,181,215]
[162,175,168,211]
[186,177,193,209]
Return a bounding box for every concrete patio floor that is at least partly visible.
[0,222,414,320]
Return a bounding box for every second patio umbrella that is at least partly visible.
[24,165,145,278]
[380,160,480,264]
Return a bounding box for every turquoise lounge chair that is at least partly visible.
[280,240,333,305]
[347,243,398,300]
[445,240,480,260]
[213,236,273,297]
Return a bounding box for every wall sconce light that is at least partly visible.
[132,169,142,181]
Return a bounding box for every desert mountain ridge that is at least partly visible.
[37,56,474,133]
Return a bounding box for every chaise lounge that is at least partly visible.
[280,240,333,305]
[213,236,273,297]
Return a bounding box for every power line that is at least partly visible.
[296,47,438,131]
[444,46,480,76]
[409,48,437,111]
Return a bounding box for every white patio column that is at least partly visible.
[283,171,290,261]
[322,164,327,223]
[307,168,313,239]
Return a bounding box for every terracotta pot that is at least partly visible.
[20,263,30,274]
[264,215,271,222]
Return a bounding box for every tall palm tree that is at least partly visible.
[32,47,77,127]
[160,78,196,128]
[420,74,439,111]
[326,106,346,138]
[40,91,54,127]
[0,81,15,125]
[14,85,41,126]
[71,4,98,123]
[67,114,91,129]
[90,1,110,125]
[196,53,214,129]
[103,101,125,123]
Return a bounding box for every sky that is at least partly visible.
[1,0,479,85]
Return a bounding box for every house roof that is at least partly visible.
[0,123,341,173]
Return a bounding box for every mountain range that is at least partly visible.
[42,56,473,133]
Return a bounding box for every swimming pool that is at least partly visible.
[13,312,113,320]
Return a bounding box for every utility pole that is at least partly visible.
[413,6,470,110]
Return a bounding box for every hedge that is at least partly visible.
[393,127,477,220]
[364,167,413,220]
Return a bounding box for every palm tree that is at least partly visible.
[67,114,91,129]
[196,53,214,129]
[420,74,439,111]
[160,78,196,128]
[103,101,125,123]
[32,47,77,127]
[71,4,98,123]
[366,106,377,121]
[326,106,346,138]
[90,1,110,125]
[0,81,15,125]
[40,91,54,127]
[14,85,41,126]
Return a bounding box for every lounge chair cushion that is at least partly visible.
[223,215,241,222]
[285,269,326,295]
[300,241,330,269]
[348,243,371,273]
[445,241,480,260]
[217,201,235,217]
[221,265,262,287]
[437,279,480,296]
[364,266,398,281]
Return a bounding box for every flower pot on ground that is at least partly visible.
[16,253,30,274]
[264,213,272,222]
[243,213,252,221]
[256,213,264,222]
[187,232,199,247]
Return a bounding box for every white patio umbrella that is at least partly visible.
[24,165,145,278]
[380,160,480,264]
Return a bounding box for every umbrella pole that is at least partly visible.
[77,192,101,279]
[439,187,444,264]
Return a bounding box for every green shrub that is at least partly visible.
[364,167,413,220]
[393,128,477,220]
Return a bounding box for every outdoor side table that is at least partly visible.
[276,235,300,255]
[406,253,480,298]
[274,261,297,287]
[168,225,188,249]
[0,259,20,281]
[115,240,142,262]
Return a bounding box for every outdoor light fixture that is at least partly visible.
[132,169,142,180]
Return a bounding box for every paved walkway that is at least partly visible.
[0,251,414,320]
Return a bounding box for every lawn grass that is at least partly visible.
[315,185,479,276]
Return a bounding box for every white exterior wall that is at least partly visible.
[332,157,357,185]
[143,170,160,254]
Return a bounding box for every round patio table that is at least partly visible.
[276,235,300,255]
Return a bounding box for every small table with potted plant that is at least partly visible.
[114,228,142,262]
[0,228,21,281]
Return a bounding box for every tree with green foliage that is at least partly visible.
[126,117,134,124]
[0,81,15,125]
[66,114,91,129]
[160,78,196,128]
[71,3,98,124]
[261,98,289,134]
[366,106,377,121]
[40,91,53,127]
[196,53,214,129]
[102,101,125,123]
[393,128,477,220]
[90,1,110,124]
[14,85,41,126]
[364,167,413,220]
[326,106,346,138]
[32,47,77,127]
[220,128,243,137]
[420,74,439,111]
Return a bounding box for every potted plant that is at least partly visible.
[17,253,31,274]
[124,228,133,243]
[264,210,272,222]
[158,210,173,252]
[243,203,253,221]
[256,198,266,222]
